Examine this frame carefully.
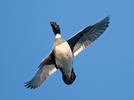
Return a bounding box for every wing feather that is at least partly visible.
[67,16,110,56]
[25,51,57,89]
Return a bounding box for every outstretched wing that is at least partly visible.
[25,51,57,89]
[67,16,110,56]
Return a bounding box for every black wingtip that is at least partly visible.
[105,15,110,19]
[103,16,110,21]
[100,16,110,28]
[104,16,110,23]
[24,81,36,89]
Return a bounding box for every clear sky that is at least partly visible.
[1,0,134,100]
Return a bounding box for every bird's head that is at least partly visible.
[50,21,60,35]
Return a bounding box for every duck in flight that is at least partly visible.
[25,16,110,89]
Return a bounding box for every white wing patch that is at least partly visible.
[73,45,85,57]
[49,67,57,75]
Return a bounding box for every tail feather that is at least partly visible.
[60,68,76,85]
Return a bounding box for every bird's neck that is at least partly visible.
[55,33,61,39]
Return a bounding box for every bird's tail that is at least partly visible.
[60,68,76,85]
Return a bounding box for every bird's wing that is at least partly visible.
[25,51,57,89]
[67,16,110,57]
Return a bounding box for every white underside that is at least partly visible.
[54,41,73,77]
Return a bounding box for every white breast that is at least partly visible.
[55,41,73,77]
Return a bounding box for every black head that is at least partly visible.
[50,21,60,35]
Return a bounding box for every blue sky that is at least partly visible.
[1,0,134,100]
